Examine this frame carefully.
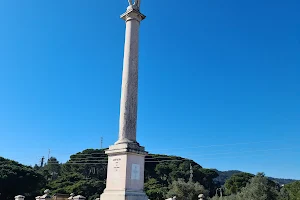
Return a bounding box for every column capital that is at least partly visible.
[121,6,146,22]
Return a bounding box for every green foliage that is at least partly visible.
[40,157,61,181]
[1,149,297,200]
[144,178,167,200]
[46,173,105,200]
[45,157,61,173]
[280,187,291,200]
[0,157,46,200]
[62,149,107,180]
[214,170,296,186]
[214,170,243,185]
[144,155,219,198]
[167,179,209,200]
[237,173,280,200]
[269,178,298,185]
[45,149,107,198]
[224,172,254,195]
[197,168,219,195]
[285,181,300,200]
[211,173,291,200]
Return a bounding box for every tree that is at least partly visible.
[236,173,285,200]
[196,168,219,196]
[43,157,61,181]
[167,179,208,200]
[285,181,300,200]
[224,172,254,195]
[44,149,108,200]
[210,173,291,200]
[61,149,107,180]
[0,157,46,200]
[45,173,105,200]
[148,156,218,197]
[144,178,167,200]
[279,187,291,200]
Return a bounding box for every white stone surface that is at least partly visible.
[198,194,205,200]
[39,189,51,200]
[165,197,176,200]
[15,195,25,200]
[128,0,141,10]
[102,152,146,189]
[131,164,140,180]
[100,151,148,200]
[116,7,146,145]
[73,195,86,200]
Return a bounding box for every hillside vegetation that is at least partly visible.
[1,149,299,200]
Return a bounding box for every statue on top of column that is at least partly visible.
[128,0,141,10]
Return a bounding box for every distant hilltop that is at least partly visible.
[213,169,297,186]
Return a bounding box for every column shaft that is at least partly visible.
[118,15,141,143]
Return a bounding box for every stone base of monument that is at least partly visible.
[100,143,148,200]
[100,190,148,200]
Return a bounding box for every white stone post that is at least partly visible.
[39,189,51,200]
[198,194,205,200]
[67,193,75,200]
[73,195,86,200]
[15,195,25,200]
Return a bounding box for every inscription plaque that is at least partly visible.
[131,164,140,180]
[113,158,121,172]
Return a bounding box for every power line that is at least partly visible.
[46,148,300,165]
[49,150,300,165]
[19,146,299,166]
[48,147,297,161]
[47,159,188,164]
[34,138,292,156]
[151,140,283,151]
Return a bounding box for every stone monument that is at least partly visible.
[100,0,147,200]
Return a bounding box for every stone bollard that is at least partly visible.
[165,196,176,200]
[39,189,51,200]
[73,195,86,200]
[198,194,205,200]
[15,195,25,200]
[68,193,75,200]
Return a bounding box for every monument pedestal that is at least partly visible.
[100,143,148,200]
[100,191,147,200]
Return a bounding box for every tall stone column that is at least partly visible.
[100,2,148,200]
[116,3,145,145]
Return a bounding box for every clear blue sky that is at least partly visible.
[0,0,299,179]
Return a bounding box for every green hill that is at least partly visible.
[1,149,298,200]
